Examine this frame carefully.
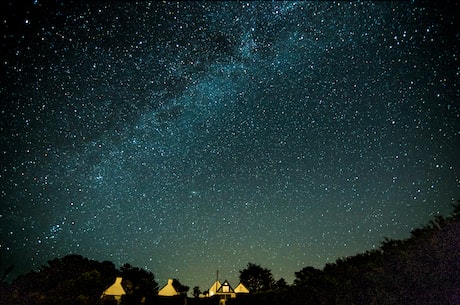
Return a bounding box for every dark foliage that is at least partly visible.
[1,202,458,305]
[238,262,275,293]
[229,201,460,305]
[1,254,117,305]
[274,277,288,290]
[172,278,189,296]
[192,286,201,298]
[0,255,158,305]
[119,263,158,305]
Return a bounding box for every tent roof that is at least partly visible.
[234,282,250,293]
[158,279,178,296]
[208,280,221,293]
[102,277,126,296]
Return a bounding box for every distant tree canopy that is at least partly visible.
[1,201,459,305]
[231,201,460,305]
[1,254,118,305]
[0,255,159,305]
[294,266,323,287]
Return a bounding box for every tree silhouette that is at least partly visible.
[239,263,275,293]
[294,266,323,287]
[229,201,460,305]
[1,201,458,305]
[192,286,201,298]
[4,254,117,305]
[119,263,158,305]
[273,277,288,290]
[172,278,189,296]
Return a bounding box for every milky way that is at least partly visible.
[1,1,459,290]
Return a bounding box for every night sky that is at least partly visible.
[1,1,459,291]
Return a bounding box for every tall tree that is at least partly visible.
[239,263,275,293]
[119,263,158,305]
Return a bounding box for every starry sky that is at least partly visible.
[1,1,459,291]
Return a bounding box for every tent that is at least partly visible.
[234,282,250,294]
[208,280,221,297]
[158,279,179,296]
[101,277,126,304]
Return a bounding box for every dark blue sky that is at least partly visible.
[1,1,459,290]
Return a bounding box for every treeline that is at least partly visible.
[0,256,160,305]
[0,202,459,305]
[229,202,460,305]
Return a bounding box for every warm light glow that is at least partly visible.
[158,279,179,296]
[101,277,126,305]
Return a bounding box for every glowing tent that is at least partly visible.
[101,277,126,304]
[208,280,221,297]
[234,282,250,294]
[158,279,179,296]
